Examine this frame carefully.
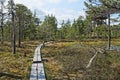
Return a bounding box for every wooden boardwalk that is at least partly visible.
[30,44,46,80]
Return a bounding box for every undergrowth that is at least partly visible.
[0,40,41,80]
[42,41,120,80]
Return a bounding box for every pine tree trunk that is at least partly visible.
[108,14,111,50]
[0,2,4,44]
[18,17,21,47]
[11,0,16,54]
[1,27,4,44]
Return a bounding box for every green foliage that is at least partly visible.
[38,15,57,41]
[15,4,38,40]
[1,3,40,44]
[56,16,86,40]
[94,25,107,39]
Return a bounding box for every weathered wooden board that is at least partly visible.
[30,44,46,80]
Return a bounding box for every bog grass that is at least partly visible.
[42,40,120,80]
[0,40,41,80]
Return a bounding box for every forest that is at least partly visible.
[0,0,120,80]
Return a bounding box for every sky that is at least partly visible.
[13,0,86,25]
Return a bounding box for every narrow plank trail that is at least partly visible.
[30,44,46,80]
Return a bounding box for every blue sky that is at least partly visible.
[13,0,86,23]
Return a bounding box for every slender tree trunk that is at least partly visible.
[1,17,4,44]
[0,2,4,44]
[18,17,21,47]
[1,27,4,44]
[12,12,16,54]
[11,0,16,54]
[108,14,111,50]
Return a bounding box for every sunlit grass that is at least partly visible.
[42,42,92,79]
[0,40,41,80]
[42,40,120,79]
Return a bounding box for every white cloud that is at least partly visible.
[14,0,47,10]
[68,0,78,3]
[44,8,86,23]
[49,0,61,4]
[8,0,86,27]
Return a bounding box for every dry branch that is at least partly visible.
[86,48,105,68]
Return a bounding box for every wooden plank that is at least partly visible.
[38,63,46,80]
[30,44,46,80]
[30,64,37,80]
[33,46,42,62]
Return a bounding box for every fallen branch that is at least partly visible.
[86,48,105,68]
[86,51,98,68]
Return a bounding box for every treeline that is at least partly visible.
[38,16,120,41]
[0,0,41,54]
[1,1,120,46]
[0,2,40,45]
